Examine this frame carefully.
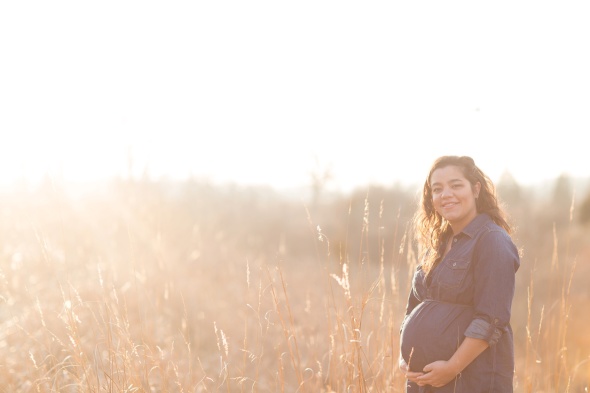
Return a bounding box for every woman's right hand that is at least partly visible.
[399,356,409,373]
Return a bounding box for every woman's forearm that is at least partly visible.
[447,337,489,374]
[414,337,490,387]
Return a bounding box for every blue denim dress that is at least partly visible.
[400,213,520,392]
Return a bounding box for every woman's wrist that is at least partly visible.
[446,358,463,376]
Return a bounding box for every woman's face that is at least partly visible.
[430,165,481,234]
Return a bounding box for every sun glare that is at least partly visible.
[1,2,589,192]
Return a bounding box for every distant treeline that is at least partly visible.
[5,171,588,272]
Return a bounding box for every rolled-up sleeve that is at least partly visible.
[465,318,503,345]
[464,229,520,346]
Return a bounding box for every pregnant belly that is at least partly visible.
[400,300,474,372]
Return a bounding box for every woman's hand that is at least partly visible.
[414,360,459,387]
[399,356,408,373]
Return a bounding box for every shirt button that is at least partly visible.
[453,262,457,266]
[453,238,458,243]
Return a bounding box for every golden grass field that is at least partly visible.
[0,176,588,392]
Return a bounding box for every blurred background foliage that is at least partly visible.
[1,170,589,391]
[3,169,589,313]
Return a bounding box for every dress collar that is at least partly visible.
[458,213,491,239]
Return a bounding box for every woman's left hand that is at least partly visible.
[414,360,459,387]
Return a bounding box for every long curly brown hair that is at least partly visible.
[413,155,512,274]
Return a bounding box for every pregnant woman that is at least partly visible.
[399,156,520,392]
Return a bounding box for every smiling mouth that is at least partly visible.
[442,202,458,209]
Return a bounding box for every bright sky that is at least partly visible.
[1,1,589,193]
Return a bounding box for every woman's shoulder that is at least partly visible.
[471,214,517,248]
[473,213,511,236]
[476,217,520,260]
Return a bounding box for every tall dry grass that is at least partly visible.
[0,177,588,392]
